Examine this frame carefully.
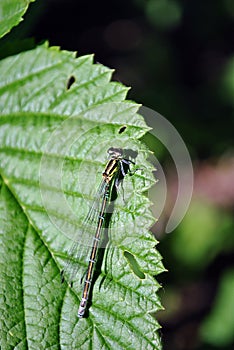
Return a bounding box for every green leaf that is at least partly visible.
[200,269,234,346]
[171,200,233,270]
[0,44,164,349]
[0,0,35,39]
[172,199,232,270]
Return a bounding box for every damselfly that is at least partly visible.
[61,147,136,318]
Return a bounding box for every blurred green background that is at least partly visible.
[2,0,234,349]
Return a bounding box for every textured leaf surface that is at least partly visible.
[0,0,35,39]
[0,44,164,349]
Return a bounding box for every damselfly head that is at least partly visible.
[107,147,123,158]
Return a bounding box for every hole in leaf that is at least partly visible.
[118,125,127,134]
[66,75,76,90]
[124,251,145,279]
